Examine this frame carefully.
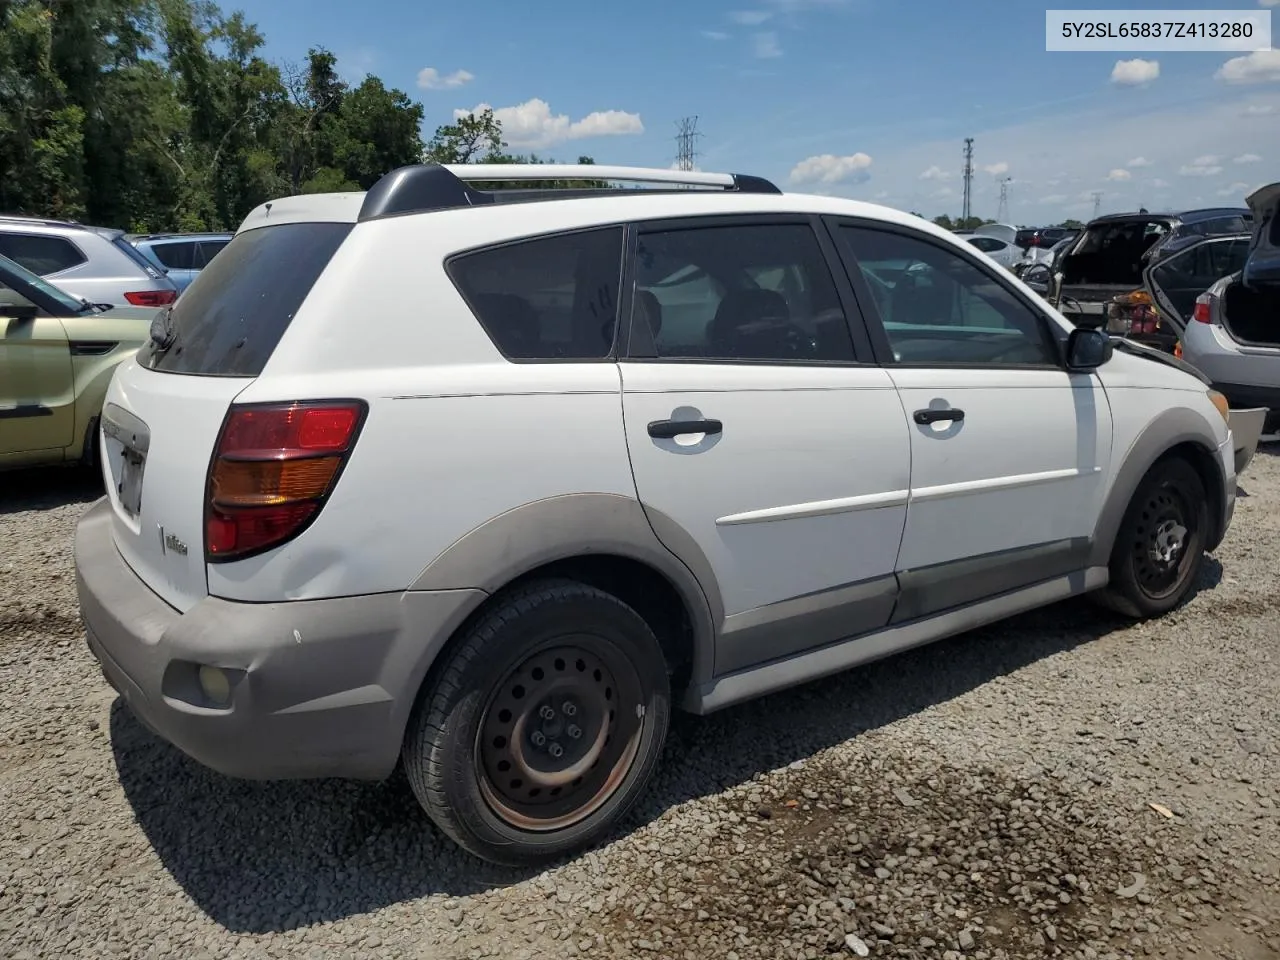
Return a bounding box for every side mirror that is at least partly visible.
[1022,263,1052,295]
[1066,327,1113,371]
[2,303,39,323]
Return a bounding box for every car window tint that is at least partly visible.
[149,241,196,270]
[840,226,1057,366]
[0,278,37,311]
[448,227,624,361]
[1153,238,1252,290]
[632,223,855,363]
[137,222,352,377]
[197,240,229,267]
[0,234,87,275]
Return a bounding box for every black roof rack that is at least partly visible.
[358,163,781,222]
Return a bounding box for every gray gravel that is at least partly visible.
[2,449,1279,959]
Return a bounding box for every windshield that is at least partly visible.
[0,252,87,314]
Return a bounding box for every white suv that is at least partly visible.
[75,164,1238,865]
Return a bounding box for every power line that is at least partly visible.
[996,177,1012,223]
[961,137,974,223]
[674,116,702,174]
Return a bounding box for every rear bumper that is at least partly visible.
[75,497,484,781]
[1212,381,1280,413]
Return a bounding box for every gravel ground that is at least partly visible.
[2,449,1279,960]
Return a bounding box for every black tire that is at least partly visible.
[1095,456,1208,619]
[402,578,671,866]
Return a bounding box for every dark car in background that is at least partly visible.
[1032,207,1251,340]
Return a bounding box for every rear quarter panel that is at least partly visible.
[60,310,152,459]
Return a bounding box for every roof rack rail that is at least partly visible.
[358,163,781,221]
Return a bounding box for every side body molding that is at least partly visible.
[1088,405,1230,566]
[411,493,722,683]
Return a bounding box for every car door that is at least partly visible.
[1145,235,1251,332]
[0,282,74,459]
[618,215,912,675]
[829,218,1113,622]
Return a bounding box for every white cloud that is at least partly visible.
[1260,0,1279,7]
[1106,168,1131,181]
[1179,155,1223,176]
[702,29,729,40]
[1151,178,1171,188]
[1243,103,1277,115]
[919,165,952,181]
[1110,58,1160,86]
[873,190,890,199]
[1040,193,1068,204]
[417,67,474,91]
[1234,152,1263,163]
[729,9,773,24]
[789,151,873,184]
[982,161,1009,176]
[932,187,954,199]
[1218,181,1251,197]
[1216,50,1280,84]
[455,99,643,149]
[753,31,782,58]
[1126,156,1152,168]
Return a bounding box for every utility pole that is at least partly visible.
[996,177,1012,223]
[674,116,702,174]
[961,137,974,223]
[1092,191,1103,219]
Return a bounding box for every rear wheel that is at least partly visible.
[1095,457,1208,619]
[402,579,670,866]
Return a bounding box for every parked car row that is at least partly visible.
[1020,187,1277,435]
[0,215,230,306]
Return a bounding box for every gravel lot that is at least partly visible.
[2,450,1278,960]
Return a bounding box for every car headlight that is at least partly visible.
[1207,389,1230,424]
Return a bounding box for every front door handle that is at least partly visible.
[647,418,723,439]
[913,408,965,425]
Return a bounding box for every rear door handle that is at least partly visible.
[647,418,723,439]
[913,408,965,425]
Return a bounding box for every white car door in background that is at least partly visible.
[832,219,1113,621]
[619,216,913,675]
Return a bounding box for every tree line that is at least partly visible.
[0,0,598,234]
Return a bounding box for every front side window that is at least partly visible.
[839,226,1058,366]
[632,223,855,363]
[449,227,624,361]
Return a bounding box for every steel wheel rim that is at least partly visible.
[476,637,645,832]
[1131,481,1194,600]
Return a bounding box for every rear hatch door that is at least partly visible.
[1057,216,1175,321]
[1143,235,1251,335]
[1243,182,1280,288]
[100,220,355,612]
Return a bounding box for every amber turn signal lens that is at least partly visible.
[1207,390,1230,424]
[211,456,342,507]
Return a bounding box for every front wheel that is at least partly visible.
[402,579,671,866]
[1096,457,1209,619]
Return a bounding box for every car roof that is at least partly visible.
[0,216,124,240]
[235,164,966,251]
[1086,206,1250,226]
[131,232,234,242]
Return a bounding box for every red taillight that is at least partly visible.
[1193,294,1212,324]
[205,400,366,562]
[124,289,178,307]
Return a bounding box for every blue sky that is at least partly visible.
[231,0,1280,225]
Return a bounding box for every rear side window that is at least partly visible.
[197,239,229,266]
[0,234,87,275]
[138,222,353,377]
[111,236,166,279]
[148,241,197,270]
[448,227,624,360]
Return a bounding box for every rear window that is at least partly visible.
[137,222,352,377]
[447,226,625,360]
[111,235,167,279]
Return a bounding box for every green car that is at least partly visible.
[1,252,156,471]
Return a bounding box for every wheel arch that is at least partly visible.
[409,493,720,698]
[1090,407,1228,567]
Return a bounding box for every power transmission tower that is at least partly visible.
[961,137,974,223]
[996,177,1012,223]
[1092,191,1103,219]
[674,116,702,173]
